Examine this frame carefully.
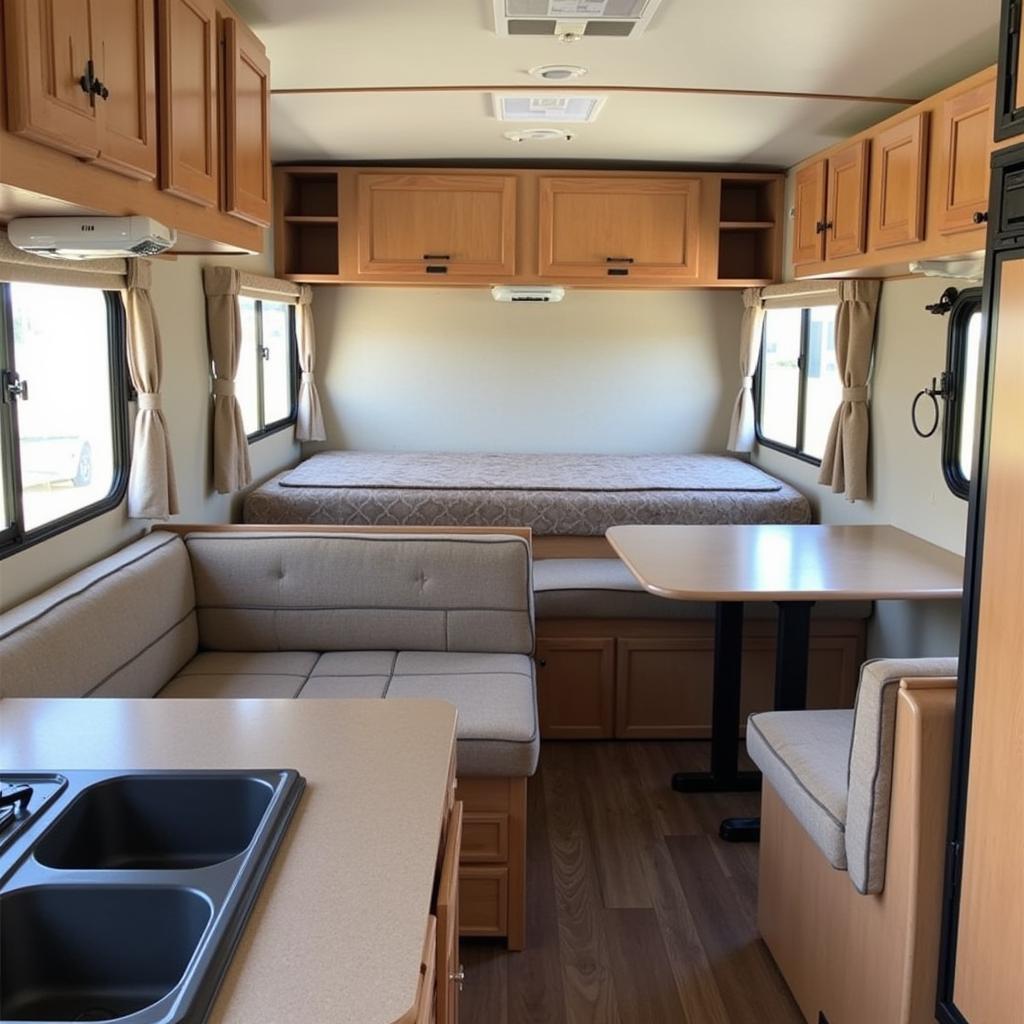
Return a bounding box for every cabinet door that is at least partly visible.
[91,0,157,180]
[158,0,218,207]
[538,176,701,281]
[2,0,100,158]
[436,801,462,1024]
[936,79,994,234]
[870,112,928,250]
[222,16,271,226]
[792,160,827,265]
[356,173,517,278]
[995,0,1024,139]
[825,140,870,260]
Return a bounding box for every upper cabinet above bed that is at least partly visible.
[277,166,783,289]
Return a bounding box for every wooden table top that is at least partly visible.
[605,524,964,602]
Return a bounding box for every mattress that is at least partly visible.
[244,451,812,536]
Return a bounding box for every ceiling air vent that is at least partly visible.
[492,93,605,123]
[492,0,663,39]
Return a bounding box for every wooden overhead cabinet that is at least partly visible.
[355,172,517,279]
[870,112,929,249]
[825,140,870,259]
[158,0,219,208]
[538,175,702,282]
[792,160,827,265]
[3,0,157,179]
[935,78,995,234]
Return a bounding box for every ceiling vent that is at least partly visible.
[503,128,575,142]
[492,93,605,123]
[492,0,663,39]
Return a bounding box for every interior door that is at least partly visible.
[158,0,218,207]
[936,79,995,234]
[538,175,701,281]
[792,160,827,265]
[2,0,100,159]
[356,173,517,278]
[825,140,870,259]
[222,16,271,226]
[870,112,928,250]
[91,0,157,180]
[436,801,463,1024]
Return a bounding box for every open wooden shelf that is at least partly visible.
[275,168,342,279]
[283,215,340,224]
[720,220,775,230]
[718,177,782,282]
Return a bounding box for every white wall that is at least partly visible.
[307,287,742,455]
[753,275,969,657]
[0,250,301,610]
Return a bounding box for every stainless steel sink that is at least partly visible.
[0,769,304,1024]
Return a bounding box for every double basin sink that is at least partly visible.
[0,769,305,1023]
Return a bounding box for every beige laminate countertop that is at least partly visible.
[0,698,458,1024]
[606,524,965,601]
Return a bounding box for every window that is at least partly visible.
[942,289,984,500]
[756,305,840,463]
[236,297,298,440]
[0,282,129,556]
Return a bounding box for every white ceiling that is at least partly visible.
[234,0,1002,167]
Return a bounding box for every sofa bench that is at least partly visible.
[0,527,538,948]
[533,557,871,739]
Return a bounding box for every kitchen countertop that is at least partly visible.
[0,697,458,1024]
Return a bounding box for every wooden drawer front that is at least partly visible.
[539,176,701,281]
[536,637,615,738]
[826,140,870,260]
[615,632,862,739]
[791,160,827,265]
[356,173,517,277]
[461,813,508,863]
[936,79,995,234]
[459,866,509,937]
[436,801,461,1024]
[416,916,437,1024]
[871,112,928,250]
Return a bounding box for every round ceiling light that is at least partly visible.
[503,128,575,143]
[528,64,588,81]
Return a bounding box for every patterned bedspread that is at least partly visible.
[244,451,811,536]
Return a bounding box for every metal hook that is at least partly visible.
[912,373,951,438]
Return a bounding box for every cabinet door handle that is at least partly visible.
[450,965,465,992]
[422,253,450,260]
[79,60,110,101]
[605,256,634,263]
[815,221,833,234]
[972,211,989,224]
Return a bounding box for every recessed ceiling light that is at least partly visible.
[492,93,605,123]
[529,64,588,81]
[503,128,575,142]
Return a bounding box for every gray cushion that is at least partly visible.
[533,559,874,620]
[298,650,397,699]
[159,651,319,699]
[386,652,539,777]
[845,657,957,894]
[747,708,853,870]
[185,532,534,654]
[0,533,197,699]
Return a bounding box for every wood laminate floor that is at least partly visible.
[460,741,804,1024]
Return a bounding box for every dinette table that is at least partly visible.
[605,523,964,839]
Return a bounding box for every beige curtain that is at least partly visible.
[295,285,326,441]
[818,280,882,502]
[727,288,765,452]
[124,261,179,518]
[202,267,251,494]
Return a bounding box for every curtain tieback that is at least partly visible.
[741,375,754,389]
[212,379,236,398]
[137,393,162,411]
[843,386,869,402]
[300,371,315,383]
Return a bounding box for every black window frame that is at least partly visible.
[240,298,299,443]
[941,287,984,501]
[754,306,832,467]
[0,283,131,560]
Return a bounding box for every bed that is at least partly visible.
[243,451,811,537]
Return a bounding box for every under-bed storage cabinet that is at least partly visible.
[536,619,865,740]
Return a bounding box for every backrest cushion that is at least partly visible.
[185,532,534,654]
[0,533,198,698]
[845,656,958,894]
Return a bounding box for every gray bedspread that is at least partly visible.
[244,452,811,536]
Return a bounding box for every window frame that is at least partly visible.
[0,284,131,560]
[242,299,299,443]
[941,288,983,501]
[754,306,832,467]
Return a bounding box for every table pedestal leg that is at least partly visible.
[672,601,761,794]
